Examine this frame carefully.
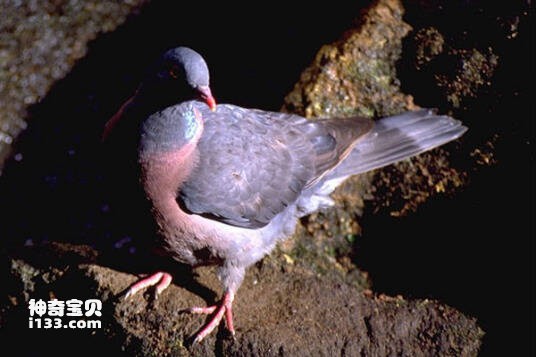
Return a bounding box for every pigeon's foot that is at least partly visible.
[190,291,235,344]
[124,271,173,300]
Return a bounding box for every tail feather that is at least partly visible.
[329,109,467,178]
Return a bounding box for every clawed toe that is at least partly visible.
[190,291,235,344]
[123,271,173,300]
[124,276,236,343]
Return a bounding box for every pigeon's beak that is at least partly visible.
[197,85,217,111]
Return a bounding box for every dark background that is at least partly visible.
[0,1,532,355]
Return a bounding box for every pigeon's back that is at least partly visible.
[179,102,373,229]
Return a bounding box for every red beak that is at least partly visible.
[197,86,217,111]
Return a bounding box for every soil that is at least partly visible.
[1,242,482,356]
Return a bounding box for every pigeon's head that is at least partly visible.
[144,47,216,111]
[102,47,216,142]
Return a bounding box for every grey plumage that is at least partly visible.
[166,104,466,230]
[178,103,373,229]
[329,109,466,178]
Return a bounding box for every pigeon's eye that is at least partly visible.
[169,65,181,79]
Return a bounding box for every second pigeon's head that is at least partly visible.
[142,47,216,111]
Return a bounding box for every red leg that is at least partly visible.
[190,291,235,344]
[124,271,173,299]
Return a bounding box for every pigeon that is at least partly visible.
[103,46,467,343]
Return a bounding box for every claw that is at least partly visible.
[124,275,236,343]
[191,291,235,344]
[189,306,217,314]
[124,271,173,300]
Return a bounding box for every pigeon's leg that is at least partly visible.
[190,290,235,344]
[124,271,173,299]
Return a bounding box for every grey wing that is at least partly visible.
[328,109,468,178]
[179,105,314,228]
[179,104,372,228]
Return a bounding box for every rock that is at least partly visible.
[0,0,149,171]
[283,0,468,223]
[279,0,469,284]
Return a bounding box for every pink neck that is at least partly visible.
[140,142,197,216]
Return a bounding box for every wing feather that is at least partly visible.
[179,102,372,228]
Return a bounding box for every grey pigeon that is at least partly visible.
[104,47,467,343]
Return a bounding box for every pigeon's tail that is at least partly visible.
[328,109,467,179]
